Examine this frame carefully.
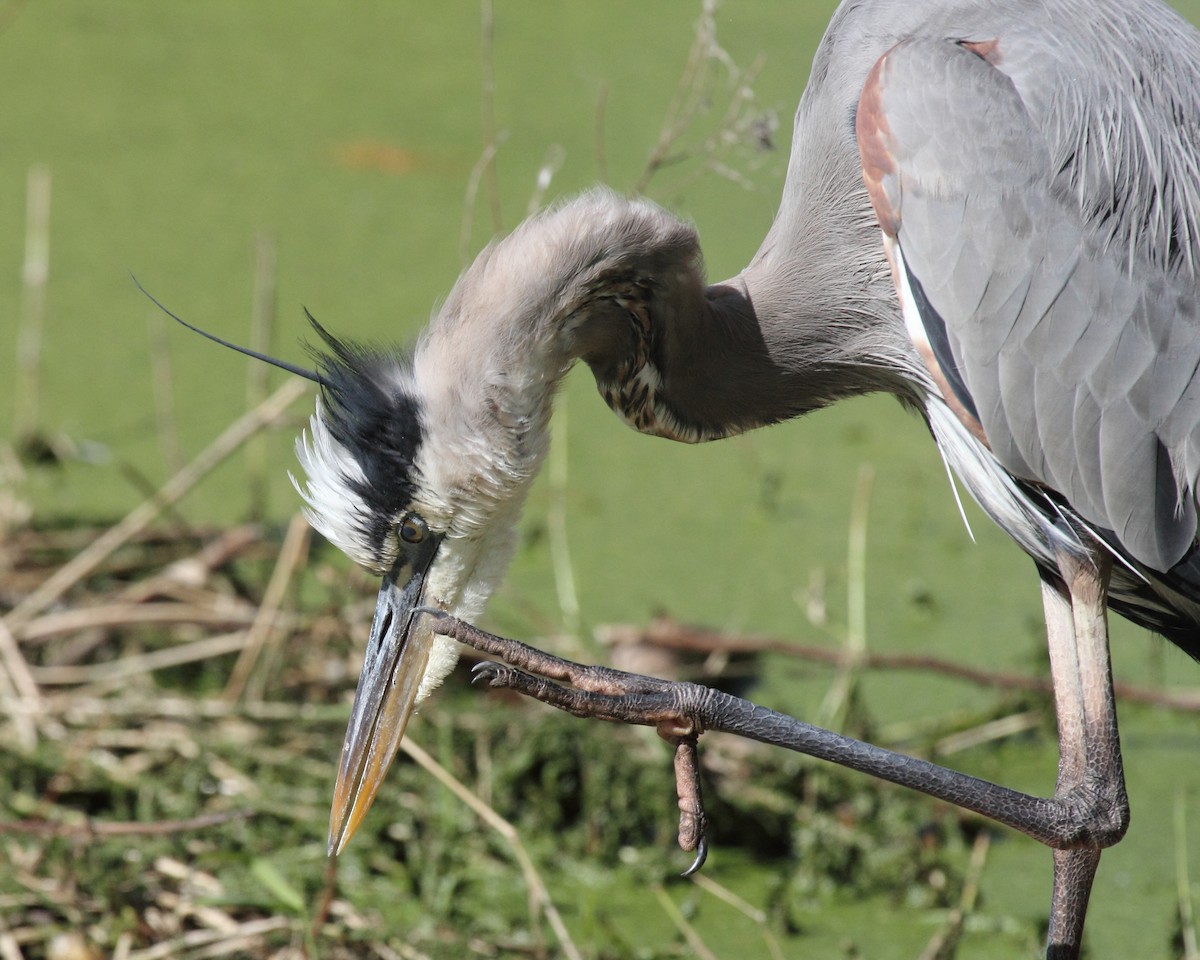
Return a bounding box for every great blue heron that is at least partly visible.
[160,0,1200,955]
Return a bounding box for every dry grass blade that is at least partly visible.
[398,736,584,960]
[689,873,785,960]
[223,512,310,702]
[0,619,40,750]
[21,602,265,645]
[117,524,263,604]
[32,630,248,688]
[917,831,991,960]
[478,0,503,234]
[651,883,718,960]
[818,463,873,729]
[1177,791,1200,960]
[934,711,1044,756]
[3,377,309,635]
[126,917,293,960]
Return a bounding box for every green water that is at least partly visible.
[4,1,1200,956]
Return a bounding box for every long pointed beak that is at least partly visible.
[328,539,441,855]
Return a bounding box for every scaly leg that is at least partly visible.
[433,572,1129,960]
[1042,547,1127,959]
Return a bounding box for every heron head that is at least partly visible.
[293,316,536,855]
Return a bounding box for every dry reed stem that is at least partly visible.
[117,524,264,604]
[245,232,277,522]
[14,165,50,443]
[33,630,248,688]
[934,710,1044,756]
[224,512,310,702]
[547,394,580,638]
[818,463,873,729]
[651,883,719,960]
[3,377,309,636]
[126,917,292,960]
[1177,791,1200,960]
[398,736,584,960]
[21,602,268,645]
[479,0,503,235]
[689,873,785,960]
[917,831,992,960]
[459,138,506,267]
[0,617,40,750]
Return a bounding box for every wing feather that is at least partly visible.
[858,34,1200,570]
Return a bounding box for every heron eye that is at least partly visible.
[398,513,427,544]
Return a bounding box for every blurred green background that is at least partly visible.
[4,1,1200,957]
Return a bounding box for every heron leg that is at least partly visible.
[438,593,1130,948]
[1041,548,1127,959]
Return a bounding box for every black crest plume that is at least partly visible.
[132,274,329,386]
[303,312,424,552]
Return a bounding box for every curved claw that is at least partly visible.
[681,837,708,877]
[471,660,504,684]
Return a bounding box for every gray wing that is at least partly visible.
[857,30,1200,572]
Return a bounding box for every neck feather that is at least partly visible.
[415,185,923,491]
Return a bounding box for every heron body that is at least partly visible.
[168,0,1200,954]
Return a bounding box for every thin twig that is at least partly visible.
[2,377,309,635]
[459,138,505,266]
[651,883,718,960]
[0,936,23,960]
[689,872,785,960]
[0,617,40,703]
[934,710,1044,756]
[597,619,1200,712]
[0,695,348,723]
[118,524,264,604]
[399,737,583,960]
[917,831,992,960]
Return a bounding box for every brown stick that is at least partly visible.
[600,619,1200,712]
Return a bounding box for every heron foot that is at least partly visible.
[445,617,712,874]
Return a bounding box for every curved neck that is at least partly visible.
[418,190,920,466]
